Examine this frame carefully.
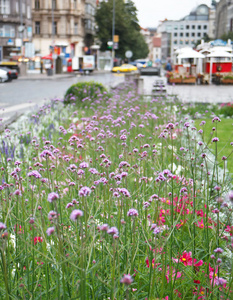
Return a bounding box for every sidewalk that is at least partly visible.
[18,70,109,81]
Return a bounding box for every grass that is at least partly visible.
[0,82,233,299]
[195,118,233,173]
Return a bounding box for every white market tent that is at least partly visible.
[177,51,205,59]
[176,48,205,73]
[206,50,233,83]
[207,50,233,58]
[210,46,233,53]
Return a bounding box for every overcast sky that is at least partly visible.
[132,0,212,28]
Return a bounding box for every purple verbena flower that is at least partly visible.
[120,274,133,285]
[79,186,91,197]
[107,227,119,235]
[70,209,83,221]
[127,208,138,217]
[214,248,223,253]
[0,222,7,231]
[46,227,55,236]
[47,192,59,203]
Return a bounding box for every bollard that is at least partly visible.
[134,77,144,95]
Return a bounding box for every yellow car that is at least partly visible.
[112,64,138,73]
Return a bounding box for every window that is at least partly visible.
[27,6,31,18]
[85,19,92,29]
[174,32,177,37]
[74,22,78,35]
[174,25,178,30]
[0,0,10,14]
[52,21,57,35]
[0,25,15,37]
[186,25,189,29]
[35,21,40,34]
[22,3,25,13]
[192,25,195,29]
[174,40,177,44]
[186,32,189,37]
[203,25,207,30]
[185,40,189,45]
[198,25,201,30]
[197,32,201,37]
[180,25,184,30]
[180,32,183,37]
[180,40,183,45]
[35,0,40,10]
[52,0,56,9]
[192,32,195,37]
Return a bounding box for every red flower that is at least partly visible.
[145,257,161,270]
[173,251,203,267]
[176,219,186,229]
[179,251,193,266]
[34,236,43,245]
[195,219,204,228]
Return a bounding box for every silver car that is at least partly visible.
[0,68,8,83]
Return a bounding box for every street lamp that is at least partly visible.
[112,0,115,68]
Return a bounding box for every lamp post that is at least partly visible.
[51,0,55,75]
[112,0,115,68]
[20,0,23,55]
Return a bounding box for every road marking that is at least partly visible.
[0,102,36,115]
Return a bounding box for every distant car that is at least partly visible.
[0,67,18,80]
[0,69,8,83]
[140,66,161,76]
[112,64,138,73]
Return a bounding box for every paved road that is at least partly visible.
[0,72,124,123]
[1,72,233,126]
[143,75,233,103]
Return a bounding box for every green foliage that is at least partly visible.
[219,103,233,117]
[195,118,233,172]
[221,31,233,42]
[95,0,149,60]
[64,81,108,106]
[181,103,219,118]
[194,34,211,47]
[223,75,233,80]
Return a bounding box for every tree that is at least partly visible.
[194,34,211,48]
[221,32,233,42]
[95,0,149,60]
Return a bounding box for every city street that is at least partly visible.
[0,72,125,123]
[1,72,233,125]
[143,75,233,103]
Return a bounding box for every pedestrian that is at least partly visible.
[40,60,43,74]
[165,61,172,72]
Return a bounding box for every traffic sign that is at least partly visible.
[125,50,133,58]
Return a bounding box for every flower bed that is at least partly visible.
[0,82,232,299]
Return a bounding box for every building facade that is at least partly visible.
[152,34,161,62]
[215,0,233,39]
[0,0,32,60]
[84,0,96,50]
[157,4,215,60]
[32,0,87,58]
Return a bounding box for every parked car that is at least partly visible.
[0,69,8,83]
[0,67,18,80]
[0,61,20,74]
[112,64,137,73]
[140,66,161,76]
